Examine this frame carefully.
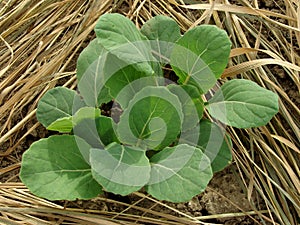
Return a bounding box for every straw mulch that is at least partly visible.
[0,0,299,224]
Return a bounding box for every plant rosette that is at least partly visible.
[20,14,279,202]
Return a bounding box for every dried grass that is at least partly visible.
[0,0,299,224]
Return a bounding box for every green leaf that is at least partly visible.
[145,144,213,202]
[94,116,119,146]
[20,135,102,200]
[90,143,150,196]
[167,84,204,131]
[76,39,113,106]
[74,116,119,148]
[170,25,231,93]
[36,87,85,128]
[117,86,183,150]
[47,107,101,133]
[78,14,165,107]
[77,39,161,108]
[73,107,101,123]
[140,15,181,63]
[180,120,232,173]
[76,39,107,81]
[46,117,73,132]
[207,79,279,128]
[95,13,154,75]
[141,15,181,42]
[77,39,112,105]
[95,13,147,51]
[105,65,161,109]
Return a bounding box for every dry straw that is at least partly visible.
[0,0,299,224]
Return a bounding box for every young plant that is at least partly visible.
[20,14,279,202]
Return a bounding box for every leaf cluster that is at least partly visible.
[20,14,278,202]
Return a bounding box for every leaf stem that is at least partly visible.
[183,75,191,85]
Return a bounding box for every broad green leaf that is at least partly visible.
[145,144,213,202]
[20,135,102,200]
[95,13,154,75]
[74,116,119,148]
[95,116,119,146]
[117,86,183,150]
[79,15,164,107]
[36,87,85,128]
[141,15,181,42]
[90,143,150,196]
[76,39,111,105]
[76,39,113,106]
[167,84,204,131]
[46,117,73,132]
[180,120,232,172]
[140,15,181,63]
[207,79,279,128]
[95,13,147,50]
[76,39,106,81]
[77,39,161,107]
[170,25,231,93]
[47,107,101,133]
[104,65,162,109]
[73,107,101,123]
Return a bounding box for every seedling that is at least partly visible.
[20,14,278,202]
